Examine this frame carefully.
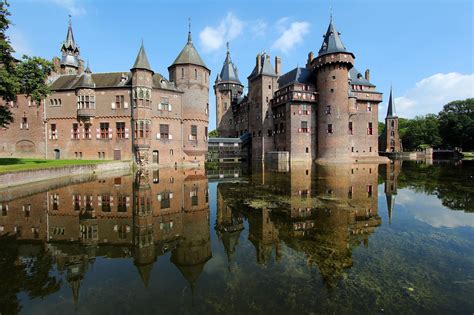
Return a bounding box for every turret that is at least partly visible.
[311,15,355,162]
[131,42,154,167]
[76,63,96,120]
[214,42,244,137]
[60,18,82,75]
[168,22,210,163]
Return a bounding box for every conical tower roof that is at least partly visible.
[75,62,95,88]
[386,193,396,224]
[61,18,79,53]
[132,42,153,72]
[135,262,154,288]
[386,87,397,118]
[318,16,350,57]
[217,42,242,85]
[170,28,209,71]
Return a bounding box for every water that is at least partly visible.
[0,160,473,314]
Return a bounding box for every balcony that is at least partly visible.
[77,108,96,119]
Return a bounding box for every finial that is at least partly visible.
[141,38,144,46]
[68,14,72,27]
[187,17,192,42]
[226,42,230,54]
[330,6,333,22]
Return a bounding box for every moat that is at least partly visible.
[0,160,473,314]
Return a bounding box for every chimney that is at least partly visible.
[256,53,261,72]
[275,56,281,76]
[78,59,85,75]
[365,69,370,81]
[306,51,314,68]
[52,57,61,73]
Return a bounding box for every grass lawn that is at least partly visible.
[463,152,474,159]
[0,158,108,174]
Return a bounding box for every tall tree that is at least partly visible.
[401,114,442,150]
[438,98,474,151]
[0,0,52,128]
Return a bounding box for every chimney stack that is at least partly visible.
[365,69,370,81]
[306,51,314,68]
[256,53,261,72]
[275,56,281,76]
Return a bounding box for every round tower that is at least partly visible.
[214,42,243,138]
[312,17,354,162]
[168,24,210,163]
[131,42,154,167]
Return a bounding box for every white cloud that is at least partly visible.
[9,30,32,57]
[271,21,310,53]
[30,0,86,15]
[395,72,474,118]
[199,12,244,53]
[251,19,267,38]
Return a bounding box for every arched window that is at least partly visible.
[195,69,197,79]
[181,68,184,79]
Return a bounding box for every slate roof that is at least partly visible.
[277,67,313,87]
[170,32,208,70]
[49,72,180,92]
[75,66,95,89]
[386,87,397,117]
[131,43,152,72]
[318,18,351,57]
[217,43,241,84]
[348,68,375,87]
[248,53,277,80]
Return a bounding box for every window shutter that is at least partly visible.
[111,102,116,109]
[188,134,193,141]
[157,194,162,201]
[307,110,311,115]
[98,195,102,206]
[124,102,129,109]
[169,134,173,140]
[298,128,302,133]
[71,129,74,139]
[169,104,172,112]
[157,133,161,139]
[96,128,100,139]
[158,103,162,110]
[298,110,302,115]
[109,133,113,139]
[169,192,173,199]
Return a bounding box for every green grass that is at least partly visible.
[0,158,108,174]
[463,152,474,160]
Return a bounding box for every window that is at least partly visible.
[327,124,333,134]
[301,121,308,133]
[391,120,395,128]
[332,75,336,80]
[50,124,58,140]
[191,188,198,206]
[77,95,95,109]
[326,105,331,114]
[348,187,353,199]
[84,123,91,139]
[170,149,173,155]
[190,125,197,141]
[367,122,373,135]
[391,130,395,137]
[115,95,124,109]
[195,69,197,79]
[21,116,28,129]
[367,185,373,198]
[351,146,354,152]
[72,123,79,139]
[100,122,109,139]
[205,127,208,140]
[268,84,271,89]
[349,122,353,135]
[160,124,169,139]
[49,99,62,106]
[117,195,127,212]
[153,170,159,183]
[330,88,334,93]
[306,147,309,153]
[181,68,184,78]
[160,191,171,209]
[101,195,111,212]
[302,104,309,115]
[160,96,170,111]
[367,103,372,112]
[116,122,125,139]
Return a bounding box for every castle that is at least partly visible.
[0,20,210,167]
[215,17,385,162]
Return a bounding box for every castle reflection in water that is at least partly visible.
[0,161,401,302]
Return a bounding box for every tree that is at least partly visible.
[438,98,474,151]
[0,0,52,128]
[401,114,442,150]
[208,129,219,138]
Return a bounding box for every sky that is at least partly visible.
[7,0,474,129]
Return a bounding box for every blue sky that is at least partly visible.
[8,0,473,129]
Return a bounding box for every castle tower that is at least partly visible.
[75,63,96,121]
[311,16,355,162]
[380,87,402,152]
[168,23,210,163]
[131,42,154,167]
[60,18,83,75]
[214,42,244,137]
[384,160,401,224]
[247,52,279,160]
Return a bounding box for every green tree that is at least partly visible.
[401,114,442,150]
[378,122,385,136]
[209,129,219,138]
[438,98,474,151]
[0,1,52,128]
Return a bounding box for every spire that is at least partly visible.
[386,86,397,117]
[85,60,91,73]
[217,42,242,84]
[188,17,192,43]
[386,194,396,225]
[318,14,349,56]
[131,41,153,72]
[62,16,78,53]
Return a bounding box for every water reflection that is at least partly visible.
[0,160,472,313]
